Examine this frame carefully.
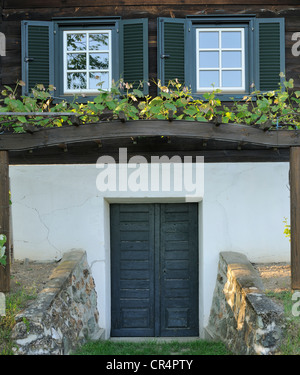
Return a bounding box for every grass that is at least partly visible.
[0,285,37,355]
[73,339,231,355]
[1,277,230,356]
[266,290,300,355]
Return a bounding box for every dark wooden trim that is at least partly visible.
[1,121,300,152]
[290,147,300,290]
[8,145,290,164]
[0,151,10,292]
[3,0,300,8]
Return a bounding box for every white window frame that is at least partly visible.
[63,29,112,94]
[196,27,245,93]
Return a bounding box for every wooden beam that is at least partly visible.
[8,143,290,164]
[0,151,10,292]
[290,147,300,289]
[3,0,300,7]
[1,121,300,152]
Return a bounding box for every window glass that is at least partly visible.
[221,51,241,68]
[196,28,245,92]
[199,51,219,68]
[199,71,219,87]
[64,30,111,93]
[221,31,241,48]
[198,31,219,49]
[222,71,242,87]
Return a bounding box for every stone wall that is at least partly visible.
[11,249,104,355]
[206,252,284,355]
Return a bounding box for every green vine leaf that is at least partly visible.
[0,76,299,132]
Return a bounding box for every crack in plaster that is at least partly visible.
[13,196,96,259]
[14,202,62,259]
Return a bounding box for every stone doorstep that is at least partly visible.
[109,337,202,343]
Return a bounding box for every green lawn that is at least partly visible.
[73,339,231,355]
[266,290,300,355]
[0,287,37,355]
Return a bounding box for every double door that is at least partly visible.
[110,203,199,337]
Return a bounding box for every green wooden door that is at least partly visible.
[111,203,199,337]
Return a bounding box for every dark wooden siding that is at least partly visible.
[1,1,300,95]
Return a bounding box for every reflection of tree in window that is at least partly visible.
[65,31,110,92]
[67,53,86,70]
[89,54,109,70]
[89,33,109,50]
[67,33,86,51]
[67,72,86,90]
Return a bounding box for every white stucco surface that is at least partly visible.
[9,161,290,337]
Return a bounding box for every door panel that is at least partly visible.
[111,203,198,337]
[111,204,155,337]
[159,204,199,336]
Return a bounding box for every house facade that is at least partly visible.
[0,0,298,338]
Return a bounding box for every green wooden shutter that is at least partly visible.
[255,18,285,92]
[157,18,185,87]
[21,21,54,95]
[120,19,148,95]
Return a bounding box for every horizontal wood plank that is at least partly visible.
[8,148,290,164]
[4,0,300,8]
[1,121,300,152]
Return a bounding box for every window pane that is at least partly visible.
[67,53,86,70]
[89,72,109,90]
[221,31,241,48]
[89,53,109,70]
[89,33,109,51]
[199,31,219,49]
[67,72,87,90]
[67,33,87,51]
[222,51,241,68]
[199,51,219,68]
[222,70,242,87]
[199,70,219,88]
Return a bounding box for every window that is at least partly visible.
[64,30,112,93]
[196,28,245,92]
[21,18,149,99]
[158,16,285,100]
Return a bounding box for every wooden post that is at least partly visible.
[290,147,300,290]
[0,151,10,292]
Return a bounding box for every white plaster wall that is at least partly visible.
[9,161,290,336]
[202,162,290,329]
